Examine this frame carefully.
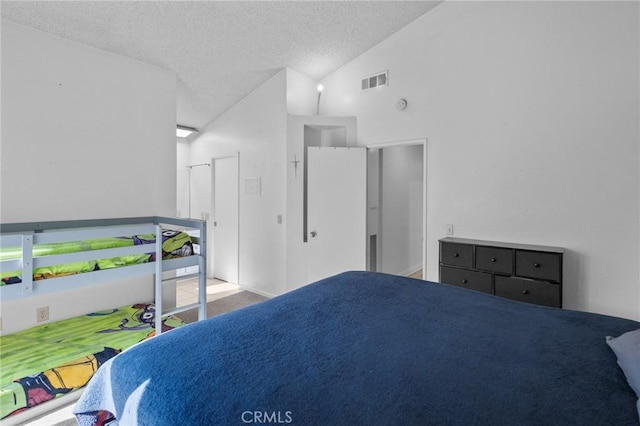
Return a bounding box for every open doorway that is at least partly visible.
[175,157,240,310]
[367,139,427,278]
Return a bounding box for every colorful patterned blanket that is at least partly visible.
[0,303,185,419]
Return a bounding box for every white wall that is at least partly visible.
[286,68,318,116]
[321,1,640,320]
[1,21,177,332]
[1,21,177,222]
[188,67,359,295]
[189,70,289,297]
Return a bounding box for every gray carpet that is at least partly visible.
[177,291,267,324]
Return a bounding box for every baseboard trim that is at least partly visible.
[401,264,423,277]
[238,285,275,299]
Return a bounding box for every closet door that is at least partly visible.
[190,165,211,221]
[188,164,212,277]
[307,147,367,283]
[213,156,239,283]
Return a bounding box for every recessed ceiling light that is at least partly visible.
[176,125,198,138]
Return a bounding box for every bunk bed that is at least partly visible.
[75,271,639,425]
[0,216,207,424]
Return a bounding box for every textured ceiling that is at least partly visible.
[1,1,441,132]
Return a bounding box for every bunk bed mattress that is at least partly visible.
[0,229,192,284]
[0,303,186,419]
[75,271,640,425]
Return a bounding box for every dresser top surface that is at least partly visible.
[439,237,564,254]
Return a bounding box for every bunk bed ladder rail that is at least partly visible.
[154,218,208,335]
[154,224,163,335]
[21,234,34,295]
[197,221,207,321]
[0,233,34,296]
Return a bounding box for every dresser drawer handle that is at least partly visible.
[491,258,497,263]
[533,263,541,268]
[453,253,459,257]
[462,279,468,284]
[522,290,529,295]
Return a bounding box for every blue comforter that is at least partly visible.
[75,271,640,425]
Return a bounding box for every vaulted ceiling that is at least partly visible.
[1,1,441,132]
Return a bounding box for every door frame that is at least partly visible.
[365,138,427,278]
[211,153,240,283]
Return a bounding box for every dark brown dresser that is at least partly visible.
[439,237,564,308]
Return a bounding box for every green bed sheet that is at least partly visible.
[0,303,186,419]
[1,230,192,284]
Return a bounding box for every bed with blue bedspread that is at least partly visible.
[74,271,640,425]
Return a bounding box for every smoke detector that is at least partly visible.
[396,98,408,111]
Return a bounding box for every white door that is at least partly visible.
[213,157,239,283]
[185,164,212,276]
[189,165,211,221]
[307,147,367,283]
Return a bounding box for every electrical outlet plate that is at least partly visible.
[36,306,49,322]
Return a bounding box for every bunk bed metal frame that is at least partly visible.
[0,216,208,332]
[0,216,207,425]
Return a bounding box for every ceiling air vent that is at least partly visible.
[361,70,388,91]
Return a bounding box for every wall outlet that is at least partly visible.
[36,306,49,322]
[446,224,454,235]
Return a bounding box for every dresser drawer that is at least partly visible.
[515,250,561,282]
[440,242,473,269]
[495,276,560,308]
[440,266,492,294]
[476,246,513,275]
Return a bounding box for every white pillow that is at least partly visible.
[606,328,640,419]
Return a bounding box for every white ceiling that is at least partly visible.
[1,1,441,132]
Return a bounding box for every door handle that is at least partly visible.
[310,231,317,238]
